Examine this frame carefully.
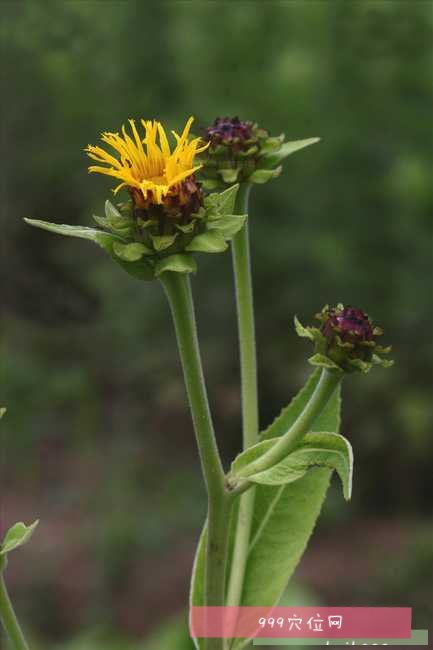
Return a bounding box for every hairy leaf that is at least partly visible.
[243,433,353,500]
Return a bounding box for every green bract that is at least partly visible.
[25,184,246,281]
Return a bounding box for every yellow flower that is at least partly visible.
[85,117,208,205]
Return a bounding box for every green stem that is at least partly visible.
[226,183,258,611]
[232,368,342,494]
[231,183,257,449]
[160,272,230,650]
[0,566,30,650]
[161,271,225,501]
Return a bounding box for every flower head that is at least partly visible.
[295,304,393,373]
[204,116,254,150]
[199,116,320,189]
[86,117,208,206]
[26,117,247,281]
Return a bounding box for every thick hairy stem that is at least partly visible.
[161,272,230,650]
[226,183,258,613]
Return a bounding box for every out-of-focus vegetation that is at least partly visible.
[1,0,432,648]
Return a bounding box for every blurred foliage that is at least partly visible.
[1,0,432,646]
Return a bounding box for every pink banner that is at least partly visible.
[190,607,412,639]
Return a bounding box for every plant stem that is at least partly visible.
[0,567,30,650]
[232,368,342,494]
[231,184,257,450]
[160,271,230,650]
[226,182,258,611]
[161,271,226,501]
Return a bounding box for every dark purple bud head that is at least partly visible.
[296,304,393,373]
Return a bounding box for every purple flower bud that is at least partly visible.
[296,304,393,373]
[203,116,253,148]
[321,306,375,345]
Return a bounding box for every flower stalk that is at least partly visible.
[160,271,231,650]
[0,559,30,650]
[226,183,258,610]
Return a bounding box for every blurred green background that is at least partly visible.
[1,1,432,648]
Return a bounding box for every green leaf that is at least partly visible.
[24,219,122,251]
[186,230,228,253]
[248,166,282,183]
[259,137,320,169]
[154,254,197,276]
[207,214,247,238]
[261,368,342,441]
[235,468,332,609]
[25,218,155,280]
[219,168,240,183]
[0,408,6,419]
[237,432,353,500]
[232,371,342,647]
[191,370,343,650]
[0,520,39,556]
[231,439,275,475]
[112,241,150,262]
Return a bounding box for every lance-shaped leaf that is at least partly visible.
[24,219,123,251]
[259,137,320,169]
[231,432,353,500]
[25,218,155,281]
[190,369,344,650]
[0,520,39,556]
